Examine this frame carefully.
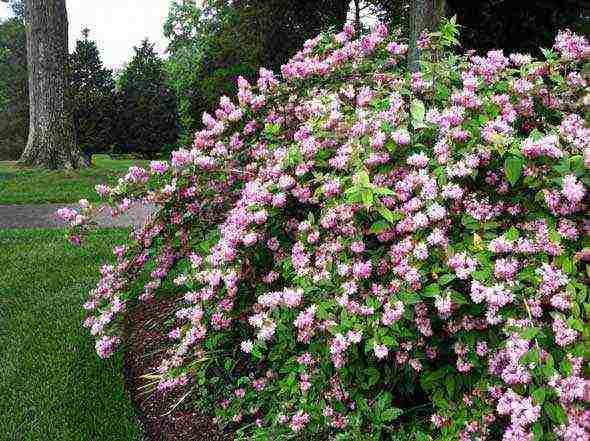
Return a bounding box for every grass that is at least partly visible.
[0,228,140,441]
[0,155,150,205]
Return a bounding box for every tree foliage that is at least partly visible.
[114,39,180,158]
[370,0,589,56]
[68,29,117,157]
[448,0,589,55]
[0,15,28,160]
[164,0,350,146]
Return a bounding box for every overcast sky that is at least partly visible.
[0,1,173,70]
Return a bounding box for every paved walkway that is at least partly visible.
[0,203,155,229]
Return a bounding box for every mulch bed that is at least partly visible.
[122,297,230,441]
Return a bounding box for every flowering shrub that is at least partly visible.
[58,21,590,440]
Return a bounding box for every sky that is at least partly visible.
[0,1,174,70]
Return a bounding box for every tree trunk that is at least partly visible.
[354,0,361,36]
[407,0,446,72]
[20,0,82,169]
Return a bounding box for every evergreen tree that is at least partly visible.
[115,39,179,158]
[68,28,116,159]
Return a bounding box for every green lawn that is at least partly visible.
[0,228,140,441]
[0,155,150,205]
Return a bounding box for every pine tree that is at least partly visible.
[68,28,116,161]
[115,39,179,158]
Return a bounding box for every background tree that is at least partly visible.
[231,0,349,72]
[20,0,82,169]
[368,0,589,58]
[68,28,116,162]
[0,10,28,160]
[447,0,589,55]
[1,0,25,19]
[114,38,179,158]
[407,0,446,71]
[164,0,350,146]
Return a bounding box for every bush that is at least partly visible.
[59,22,589,440]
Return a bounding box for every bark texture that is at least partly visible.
[408,0,446,72]
[20,0,82,169]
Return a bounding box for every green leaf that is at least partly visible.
[445,375,455,397]
[561,257,574,275]
[545,402,567,425]
[415,431,429,441]
[519,327,540,340]
[505,227,519,241]
[370,220,390,235]
[560,359,573,376]
[357,170,370,186]
[438,274,456,286]
[381,407,403,422]
[505,156,524,186]
[373,186,395,196]
[366,367,380,387]
[472,270,491,282]
[532,423,543,441]
[377,205,402,224]
[410,99,425,122]
[422,283,440,297]
[377,391,392,410]
[548,227,561,244]
[361,189,374,208]
[567,318,584,332]
[533,387,546,404]
[264,122,280,136]
[224,358,234,371]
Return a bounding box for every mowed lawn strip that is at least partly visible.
[0,228,140,441]
[0,155,150,205]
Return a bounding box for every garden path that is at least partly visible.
[0,203,155,229]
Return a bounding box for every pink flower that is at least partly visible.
[346,330,363,344]
[149,160,169,174]
[448,252,478,279]
[552,318,578,347]
[95,335,119,358]
[374,344,389,359]
[407,152,429,167]
[240,340,253,353]
[290,411,310,432]
[561,174,585,203]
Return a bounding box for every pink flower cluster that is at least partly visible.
[59,21,589,440]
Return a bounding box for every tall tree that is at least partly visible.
[20,0,81,169]
[0,15,28,160]
[164,0,350,144]
[115,39,179,158]
[407,0,446,71]
[68,28,116,159]
[447,0,589,56]
[371,0,588,57]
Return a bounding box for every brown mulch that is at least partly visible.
[122,297,230,441]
